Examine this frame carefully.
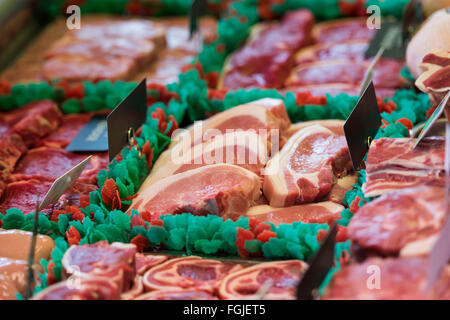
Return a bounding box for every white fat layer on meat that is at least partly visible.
[400,234,438,258]
[169,103,275,149]
[140,131,268,191]
[264,124,336,206]
[131,164,261,213]
[245,201,344,215]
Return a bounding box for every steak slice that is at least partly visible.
[220,9,314,89]
[312,18,376,44]
[135,289,218,300]
[218,260,308,300]
[245,201,343,226]
[9,147,108,185]
[324,257,450,300]
[286,84,396,99]
[264,124,351,207]
[43,55,136,83]
[348,184,445,260]
[285,120,344,140]
[169,98,291,149]
[294,40,369,64]
[135,253,168,275]
[285,59,404,89]
[0,134,27,180]
[362,137,445,197]
[9,100,62,147]
[0,258,29,300]
[0,179,96,214]
[142,256,241,294]
[62,241,136,293]
[130,164,262,220]
[36,113,92,149]
[70,17,166,48]
[415,49,450,118]
[0,229,54,262]
[140,131,268,191]
[32,278,120,300]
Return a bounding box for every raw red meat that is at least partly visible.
[285,59,404,89]
[45,37,156,67]
[221,9,314,89]
[32,278,120,300]
[36,114,92,149]
[121,275,144,300]
[135,253,168,275]
[130,164,262,220]
[245,201,344,226]
[285,120,344,140]
[294,40,370,64]
[160,16,217,53]
[43,55,136,83]
[168,98,291,149]
[264,124,352,207]
[286,84,396,99]
[135,290,218,300]
[143,49,194,85]
[415,49,450,116]
[0,258,29,300]
[0,229,54,262]
[9,147,108,185]
[71,17,166,47]
[324,257,450,300]
[141,131,268,190]
[326,174,358,205]
[142,256,241,294]
[362,137,445,197]
[312,18,376,43]
[0,179,96,214]
[0,134,27,181]
[348,183,445,260]
[62,241,136,293]
[9,100,62,147]
[218,260,308,300]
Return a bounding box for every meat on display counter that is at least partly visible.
[0,0,449,301]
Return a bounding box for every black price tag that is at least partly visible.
[66,115,108,152]
[107,79,147,161]
[365,21,406,60]
[297,223,338,300]
[344,81,382,171]
[39,156,92,211]
[189,0,208,38]
[425,123,450,293]
[402,0,424,42]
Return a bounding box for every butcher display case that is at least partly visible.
[0,0,449,303]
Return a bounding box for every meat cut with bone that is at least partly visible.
[324,257,450,300]
[244,201,344,226]
[168,98,291,149]
[312,18,376,44]
[218,260,308,300]
[142,256,241,293]
[130,164,262,220]
[264,124,352,207]
[135,289,218,300]
[32,278,120,300]
[62,241,136,293]
[348,183,445,260]
[140,130,268,191]
[285,59,404,89]
[362,137,445,197]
